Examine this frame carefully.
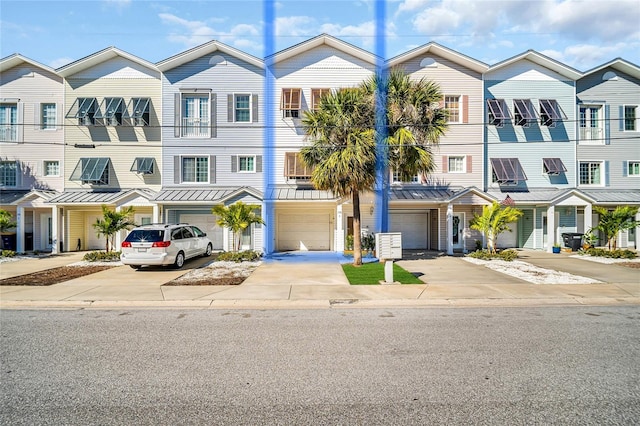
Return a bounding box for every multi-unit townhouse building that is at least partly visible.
[484,51,588,252]
[577,59,640,249]
[1,35,638,255]
[0,54,65,253]
[154,41,265,252]
[47,48,162,252]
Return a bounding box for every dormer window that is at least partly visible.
[513,99,537,127]
[539,99,566,127]
[281,88,301,118]
[486,99,508,127]
[124,97,150,126]
[95,97,125,126]
[67,97,97,126]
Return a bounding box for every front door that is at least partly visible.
[240,226,252,250]
[40,214,53,251]
[452,213,464,250]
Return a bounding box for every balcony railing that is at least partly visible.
[0,125,18,142]
[182,118,210,138]
[580,127,603,142]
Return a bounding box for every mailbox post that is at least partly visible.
[375,233,403,284]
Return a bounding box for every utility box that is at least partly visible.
[375,232,403,260]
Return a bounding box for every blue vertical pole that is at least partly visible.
[374,0,388,233]
[263,0,276,254]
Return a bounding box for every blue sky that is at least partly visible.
[1,0,639,71]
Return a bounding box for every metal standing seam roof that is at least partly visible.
[487,189,573,203]
[0,190,31,205]
[389,187,456,202]
[47,188,157,204]
[153,189,236,203]
[267,187,337,201]
[580,189,640,204]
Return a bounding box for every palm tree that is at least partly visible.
[0,209,17,250]
[469,201,523,254]
[212,202,265,252]
[301,87,376,266]
[92,205,136,252]
[593,206,640,250]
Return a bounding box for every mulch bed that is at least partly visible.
[619,262,640,269]
[0,265,115,286]
[163,277,246,286]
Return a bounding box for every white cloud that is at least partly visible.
[275,16,316,37]
[542,42,635,69]
[320,20,397,49]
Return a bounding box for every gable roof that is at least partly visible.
[0,53,57,74]
[386,42,488,74]
[156,40,264,71]
[56,47,159,77]
[580,58,640,80]
[487,50,582,80]
[266,33,380,66]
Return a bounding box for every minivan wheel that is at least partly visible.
[204,243,212,257]
[129,265,141,270]
[174,251,185,269]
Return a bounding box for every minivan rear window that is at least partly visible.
[125,230,164,242]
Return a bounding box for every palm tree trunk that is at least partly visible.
[352,190,362,266]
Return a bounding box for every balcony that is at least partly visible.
[181,118,210,138]
[0,124,18,142]
[580,127,603,143]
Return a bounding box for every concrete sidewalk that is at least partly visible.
[1,250,638,309]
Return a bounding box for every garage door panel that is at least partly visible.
[277,211,331,251]
[390,213,428,250]
[180,214,224,250]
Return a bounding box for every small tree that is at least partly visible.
[212,202,265,252]
[470,202,523,254]
[0,209,17,249]
[92,205,136,252]
[593,206,640,250]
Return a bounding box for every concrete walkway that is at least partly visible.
[0,250,638,309]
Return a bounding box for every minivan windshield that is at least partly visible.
[125,229,164,242]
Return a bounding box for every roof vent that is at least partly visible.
[209,55,227,66]
[602,71,618,81]
[420,58,437,68]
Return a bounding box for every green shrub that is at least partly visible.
[345,235,354,250]
[82,251,122,262]
[216,250,262,262]
[1,249,16,258]
[581,248,637,259]
[361,234,376,251]
[467,248,518,261]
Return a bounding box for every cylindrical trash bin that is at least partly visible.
[562,233,584,252]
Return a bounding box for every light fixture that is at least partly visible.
[370,206,374,216]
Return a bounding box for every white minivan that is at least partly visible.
[120,223,213,269]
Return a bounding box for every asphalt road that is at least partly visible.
[2,307,639,425]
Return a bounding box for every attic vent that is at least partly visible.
[209,55,227,66]
[420,58,437,68]
[602,71,618,81]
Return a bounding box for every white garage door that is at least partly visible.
[180,214,224,250]
[277,210,332,251]
[85,213,103,250]
[390,212,428,249]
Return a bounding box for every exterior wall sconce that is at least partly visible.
[370,206,374,216]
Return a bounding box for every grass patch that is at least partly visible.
[342,262,424,285]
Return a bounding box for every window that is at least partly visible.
[311,88,331,111]
[448,156,465,173]
[579,106,603,142]
[444,96,460,123]
[628,161,640,176]
[513,99,536,127]
[284,152,313,180]
[392,171,419,183]
[67,97,97,126]
[624,105,638,131]
[579,162,603,185]
[130,158,154,174]
[542,158,567,175]
[539,99,566,127]
[44,161,60,177]
[486,99,508,127]
[124,98,150,126]
[0,103,18,141]
[182,94,210,137]
[234,94,251,122]
[281,88,301,118]
[0,161,17,186]
[41,103,57,129]
[182,157,209,183]
[238,156,255,173]
[95,97,125,126]
[490,158,527,184]
[70,158,110,185]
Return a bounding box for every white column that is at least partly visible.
[114,206,122,252]
[446,203,453,255]
[636,212,640,251]
[51,205,59,254]
[336,204,344,252]
[152,204,160,223]
[547,205,555,252]
[16,206,24,253]
[223,227,230,251]
[584,204,592,232]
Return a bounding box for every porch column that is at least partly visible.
[114,206,123,252]
[446,203,453,255]
[223,226,230,252]
[152,204,160,223]
[546,205,555,252]
[16,206,25,253]
[584,203,592,233]
[51,205,59,254]
[336,204,344,252]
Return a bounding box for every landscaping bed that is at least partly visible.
[0,265,115,286]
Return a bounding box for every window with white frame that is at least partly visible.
[624,105,638,131]
[579,161,603,185]
[182,156,209,183]
[41,103,57,129]
[234,94,251,122]
[448,156,465,173]
[392,170,419,183]
[238,156,255,173]
[43,160,60,177]
[579,105,603,142]
[0,161,17,186]
[182,94,210,138]
[0,103,18,141]
[444,96,460,123]
[628,161,640,176]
